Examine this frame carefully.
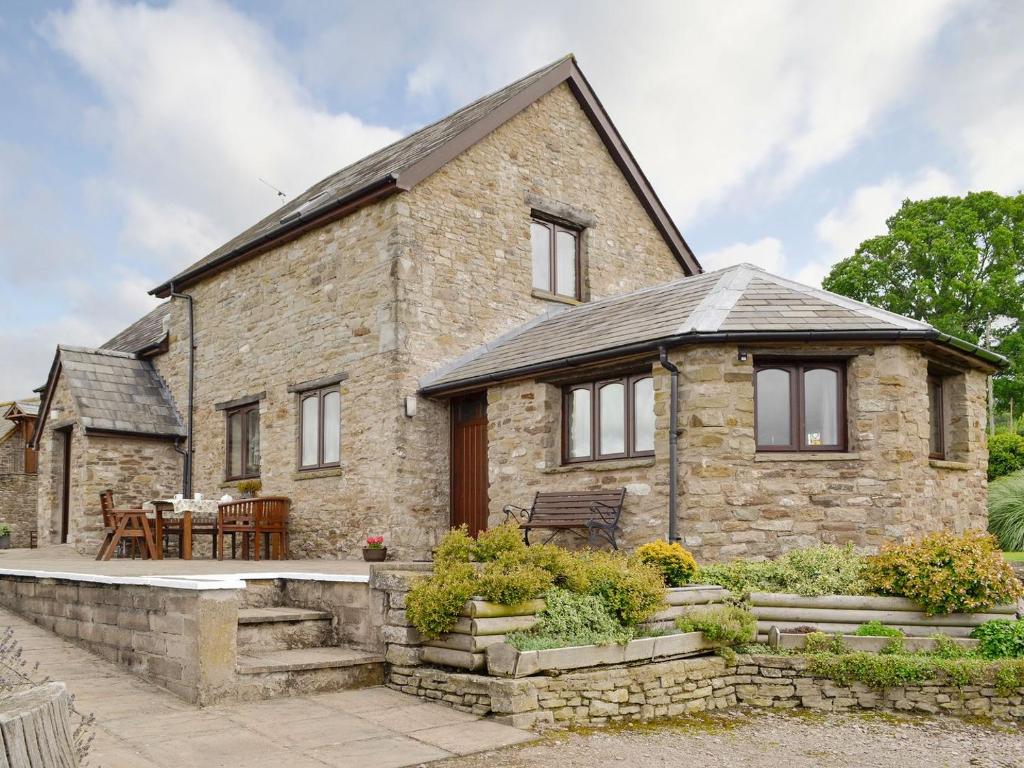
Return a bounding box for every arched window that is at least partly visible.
[563,375,655,462]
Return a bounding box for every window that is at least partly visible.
[754,362,846,452]
[299,386,341,470]
[225,403,260,480]
[563,375,654,462]
[531,217,580,299]
[928,375,945,459]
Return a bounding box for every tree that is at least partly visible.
[822,191,1024,409]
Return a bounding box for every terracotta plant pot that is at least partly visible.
[362,547,387,562]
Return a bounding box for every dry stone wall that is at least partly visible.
[0,430,37,547]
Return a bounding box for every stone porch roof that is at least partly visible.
[101,302,171,355]
[420,264,1003,394]
[33,347,183,443]
[151,54,700,296]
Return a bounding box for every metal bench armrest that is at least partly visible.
[502,504,531,524]
[588,501,621,526]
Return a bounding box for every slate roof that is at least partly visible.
[151,54,699,295]
[53,347,183,437]
[420,264,1001,393]
[101,302,171,354]
[1,400,39,444]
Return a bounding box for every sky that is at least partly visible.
[1,0,1023,396]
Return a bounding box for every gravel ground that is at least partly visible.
[438,709,1024,768]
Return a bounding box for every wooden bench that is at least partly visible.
[502,489,626,549]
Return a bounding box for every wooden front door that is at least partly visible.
[451,393,489,537]
[58,428,72,544]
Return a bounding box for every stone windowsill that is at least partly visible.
[543,457,656,474]
[292,467,345,481]
[531,289,582,306]
[929,459,973,471]
[754,452,862,462]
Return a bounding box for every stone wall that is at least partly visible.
[144,82,686,560]
[0,575,239,705]
[390,653,1024,727]
[484,341,989,559]
[0,428,37,547]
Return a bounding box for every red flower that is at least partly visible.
[365,536,385,548]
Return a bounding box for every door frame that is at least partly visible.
[57,426,72,545]
[449,393,489,537]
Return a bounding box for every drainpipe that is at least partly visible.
[168,283,195,498]
[658,346,680,543]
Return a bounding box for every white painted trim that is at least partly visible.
[0,569,369,589]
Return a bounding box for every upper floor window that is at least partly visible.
[755,361,846,452]
[299,386,341,470]
[531,217,580,300]
[564,375,654,463]
[225,403,260,480]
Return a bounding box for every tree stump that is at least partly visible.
[0,683,79,767]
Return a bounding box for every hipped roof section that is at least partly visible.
[150,54,700,297]
[420,264,1005,395]
[32,346,184,447]
[101,302,171,355]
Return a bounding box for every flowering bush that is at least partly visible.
[636,540,698,587]
[365,536,385,549]
[864,530,1023,615]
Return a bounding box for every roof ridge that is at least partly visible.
[58,345,139,360]
[677,265,756,333]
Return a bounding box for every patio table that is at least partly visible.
[145,498,220,560]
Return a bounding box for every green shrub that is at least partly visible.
[405,563,477,640]
[675,605,756,647]
[988,432,1024,481]
[636,540,699,587]
[520,544,590,592]
[471,522,526,562]
[853,621,903,638]
[804,632,848,655]
[475,555,554,605]
[987,470,1024,551]
[696,544,867,597]
[864,530,1023,615]
[806,651,1024,695]
[578,551,666,627]
[971,618,1024,659]
[433,525,475,564]
[506,588,631,651]
[929,633,971,659]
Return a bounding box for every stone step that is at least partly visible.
[234,646,385,701]
[236,607,334,653]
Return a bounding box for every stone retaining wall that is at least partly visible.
[389,653,1024,728]
[0,575,239,705]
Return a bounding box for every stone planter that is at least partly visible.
[362,547,387,562]
[486,631,715,678]
[750,591,1020,639]
[767,627,981,653]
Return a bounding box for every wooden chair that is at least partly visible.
[217,497,290,561]
[502,489,627,549]
[96,490,157,561]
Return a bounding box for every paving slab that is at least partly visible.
[0,605,535,768]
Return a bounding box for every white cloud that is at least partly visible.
[47,0,401,269]
[816,167,958,260]
[962,105,1024,193]
[699,237,786,274]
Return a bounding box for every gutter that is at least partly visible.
[168,283,195,498]
[658,347,681,543]
[419,328,1006,397]
[150,175,398,297]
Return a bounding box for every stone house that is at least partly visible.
[0,399,39,547]
[31,55,1001,560]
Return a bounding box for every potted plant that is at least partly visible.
[363,536,387,562]
[237,479,262,499]
[0,524,11,550]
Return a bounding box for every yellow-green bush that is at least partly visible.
[471,522,526,562]
[520,543,591,592]
[864,530,1023,615]
[636,540,698,587]
[433,524,475,564]
[578,551,666,627]
[476,554,554,605]
[405,563,477,639]
[675,605,757,647]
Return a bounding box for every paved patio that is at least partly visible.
[0,544,381,580]
[0,606,534,767]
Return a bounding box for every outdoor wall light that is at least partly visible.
[737,350,749,362]
[405,395,418,418]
